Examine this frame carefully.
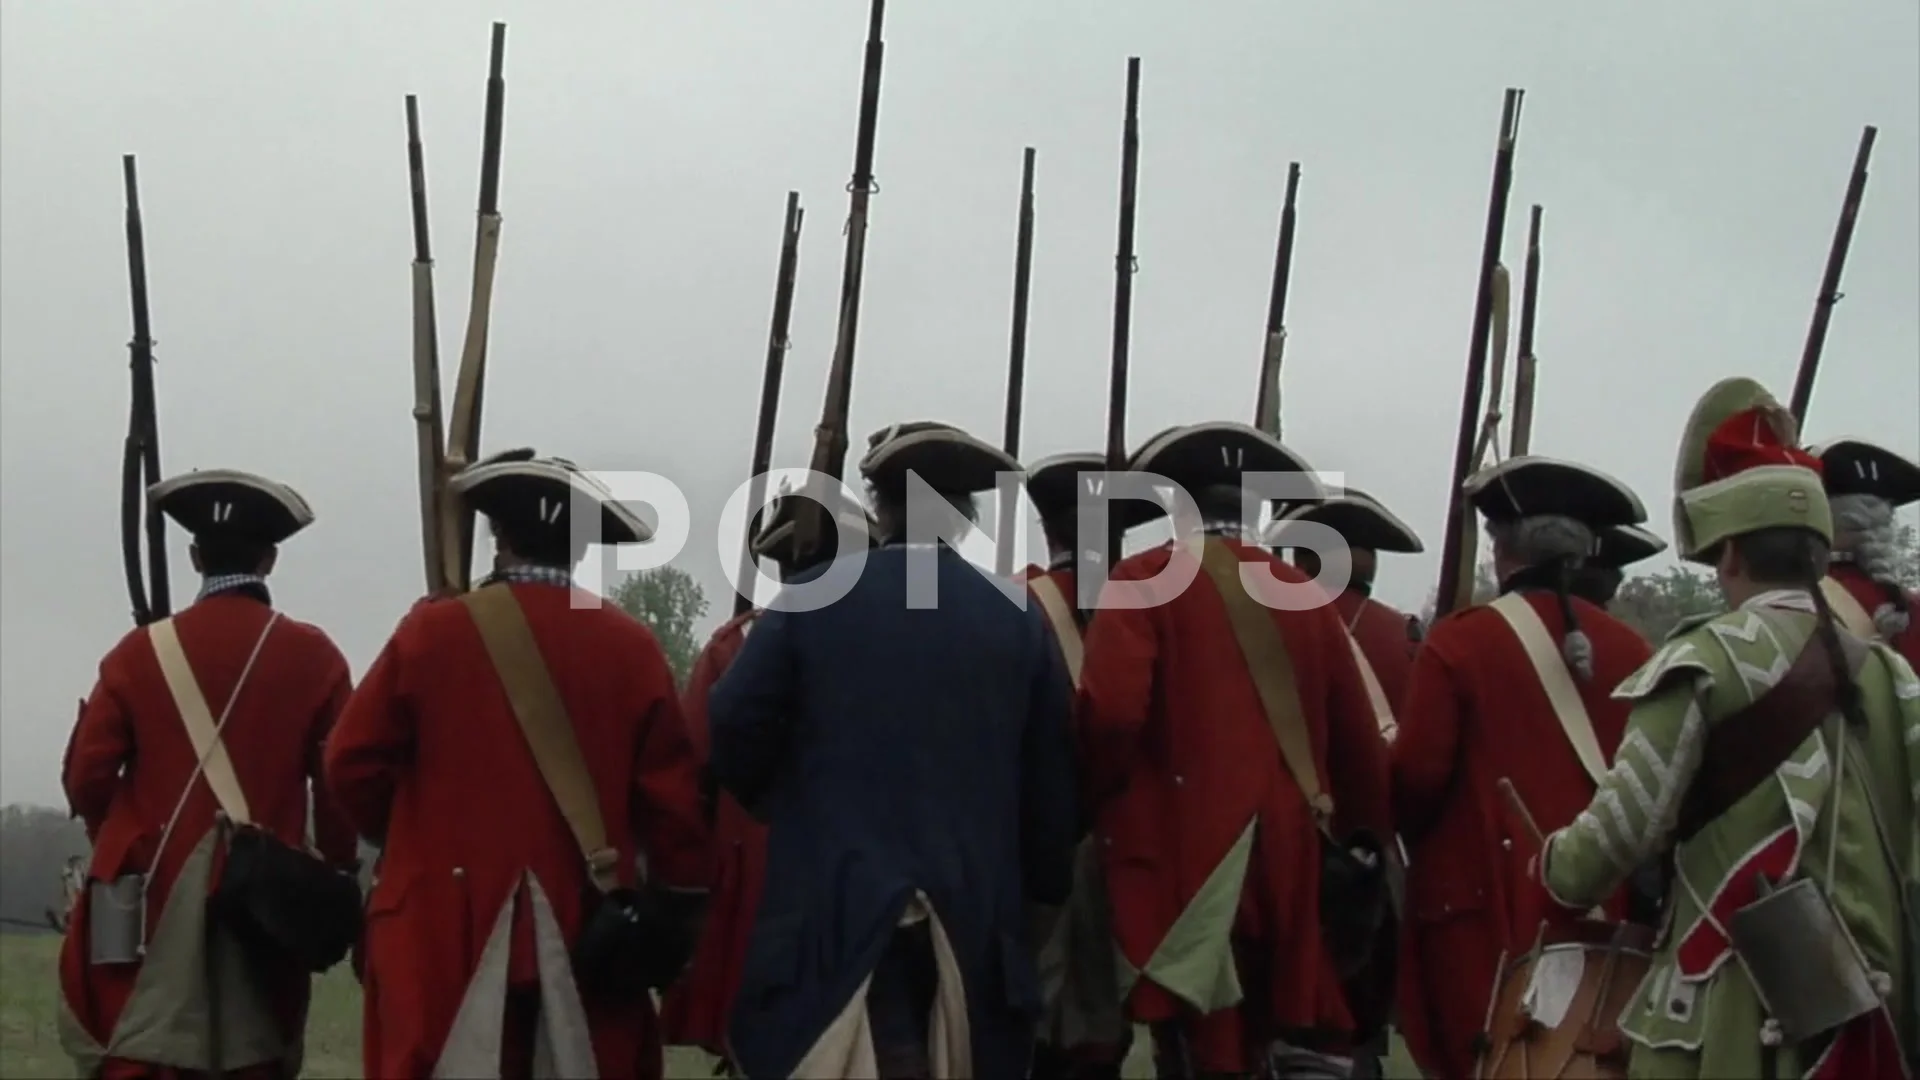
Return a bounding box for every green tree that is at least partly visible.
[611,566,709,686]
[1609,564,1723,642]
[1890,522,1920,589]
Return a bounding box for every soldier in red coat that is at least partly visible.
[59,469,358,1080]
[1020,451,1143,1080]
[1267,487,1426,724]
[1078,422,1394,1078]
[1811,438,1920,668]
[661,485,877,1067]
[326,451,710,1080]
[1265,486,1425,1074]
[1391,455,1657,1080]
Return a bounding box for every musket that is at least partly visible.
[1088,58,1141,615]
[436,22,508,594]
[1433,88,1524,619]
[405,95,448,594]
[121,154,170,625]
[795,0,886,561]
[994,147,1038,577]
[1254,162,1301,438]
[1788,124,1877,427]
[1509,205,1543,456]
[734,192,806,617]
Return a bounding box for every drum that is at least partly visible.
[1475,919,1655,1080]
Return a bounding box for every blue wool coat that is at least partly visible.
[708,542,1079,1079]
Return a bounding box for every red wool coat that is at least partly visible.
[60,593,357,1078]
[325,584,710,1080]
[1832,562,1920,670]
[1077,538,1392,1070]
[1391,590,1652,1080]
[658,609,763,1059]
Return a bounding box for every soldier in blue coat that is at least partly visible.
[708,421,1081,1079]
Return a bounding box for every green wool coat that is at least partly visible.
[1541,589,1920,1078]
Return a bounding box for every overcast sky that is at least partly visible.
[3,1,1916,807]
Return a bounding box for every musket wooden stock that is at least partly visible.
[1091,58,1142,616]
[1434,88,1524,619]
[1254,162,1301,438]
[121,154,170,625]
[1468,264,1513,471]
[734,192,806,617]
[406,95,449,594]
[1510,205,1543,456]
[796,0,887,561]
[995,147,1038,577]
[1789,124,1877,427]
[437,22,508,593]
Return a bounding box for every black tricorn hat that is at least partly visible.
[451,449,652,545]
[148,469,315,546]
[1023,450,1164,534]
[1124,422,1324,526]
[1810,438,1920,509]
[1127,422,1321,492]
[1265,487,1423,554]
[1590,523,1668,570]
[1463,455,1647,529]
[859,421,1021,496]
[749,481,879,562]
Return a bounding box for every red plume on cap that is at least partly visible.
[1701,406,1823,483]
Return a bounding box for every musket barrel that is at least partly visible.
[1511,204,1543,456]
[406,94,448,593]
[995,147,1038,577]
[735,192,805,617]
[1093,58,1142,612]
[1789,123,1876,426]
[478,23,507,215]
[797,0,887,561]
[1255,161,1301,436]
[121,153,170,621]
[439,22,510,592]
[1434,88,1524,618]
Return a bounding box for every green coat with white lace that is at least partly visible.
[1540,589,1920,1079]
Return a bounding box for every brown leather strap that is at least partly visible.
[1198,537,1335,834]
[461,585,619,891]
[1675,629,1871,842]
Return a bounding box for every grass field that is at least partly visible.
[1,932,1418,1078]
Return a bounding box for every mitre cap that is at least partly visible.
[451,448,652,545]
[1672,377,1830,563]
[1591,524,1668,571]
[149,469,315,546]
[859,421,1019,496]
[1263,486,1423,554]
[1463,455,1648,530]
[1809,437,1920,509]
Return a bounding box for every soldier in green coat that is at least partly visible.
[1538,377,1920,1079]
